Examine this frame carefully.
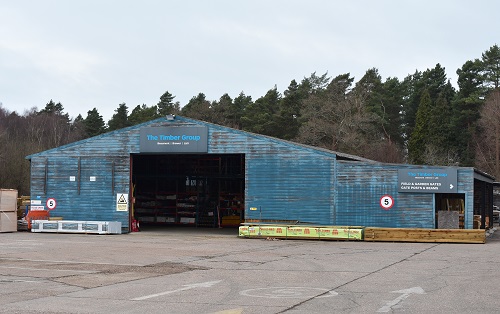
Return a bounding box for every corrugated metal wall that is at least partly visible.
[335,161,475,228]
[459,168,474,229]
[209,126,336,225]
[28,121,144,229]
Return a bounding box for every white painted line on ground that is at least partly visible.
[0,279,43,283]
[240,287,338,299]
[0,257,143,267]
[131,280,222,301]
[377,287,426,313]
[212,309,243,314]
[0,266,94,273]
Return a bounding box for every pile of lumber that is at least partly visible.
[364,227,485,244]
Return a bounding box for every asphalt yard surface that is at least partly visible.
[1,225,500,314]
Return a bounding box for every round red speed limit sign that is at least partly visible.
[46,198,57,210]
[380,195,394,210]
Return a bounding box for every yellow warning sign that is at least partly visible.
[116,193,129,211]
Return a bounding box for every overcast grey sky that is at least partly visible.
[1,0,499,121]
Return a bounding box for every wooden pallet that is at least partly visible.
[363,227,485,244]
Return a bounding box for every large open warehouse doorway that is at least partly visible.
[131,154,245,229]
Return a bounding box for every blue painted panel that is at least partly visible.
[208,126,336,225]
[458,168,474,229]
[244,155,334,224]
[335,162,475,228]
[30,156,130,230]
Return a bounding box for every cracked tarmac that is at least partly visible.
[1,226,500,313]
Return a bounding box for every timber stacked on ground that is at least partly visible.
[0,189,18,232]
[363,227,485,244]
[239,224,364,240]
[239,224,487,244]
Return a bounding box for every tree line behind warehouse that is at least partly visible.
[1,44,500,194]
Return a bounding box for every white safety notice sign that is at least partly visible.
[116,193,129,212]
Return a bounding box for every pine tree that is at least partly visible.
[408,90,432,164]
[351,69,405,162]
[157,91,180,116]
[451,59,485,166]
[210,93,233,126]
[300,72,330,95]
[68,114,87,142]
[401,70,424,140]
[84,108,106,137]
[426,92,456,165]
[39,100,66,116]
[422,64,450,102]
[481,44,500,88]
[230,92,252,129]
[181,93,213,122]
[276,80,304,140]
[241,86,281,136]
[129,104,158,125]
[107,103,131,131]
[380,77,405,147]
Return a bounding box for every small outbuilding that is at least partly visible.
[26,116,495,233]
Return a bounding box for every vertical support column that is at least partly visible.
[112,161,115,195]
[481,181,486,229]
[44,159,48,194]
[77,157,81,195]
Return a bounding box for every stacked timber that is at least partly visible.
[0,189,18,232]
[363,227,485,244]
[239,224,364,240]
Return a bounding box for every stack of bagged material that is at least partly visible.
[0,189,18,232]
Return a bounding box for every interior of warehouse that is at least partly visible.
[131,153,245,228]
[433,177,494,229]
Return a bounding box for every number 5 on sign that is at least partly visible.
[46,198,57,210]
[380,195,394,210]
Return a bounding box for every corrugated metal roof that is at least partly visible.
[25,118,160,159]
[26,115,375,163]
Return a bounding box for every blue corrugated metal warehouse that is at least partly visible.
[26,116,495,233]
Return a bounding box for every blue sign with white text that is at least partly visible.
[398,168,458,193]
[140,126,208,153]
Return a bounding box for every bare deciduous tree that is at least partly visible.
[296,73,386,160]
[0,105,86,195]
[475,88,500,178]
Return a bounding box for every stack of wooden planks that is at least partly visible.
[363,227,485,244]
